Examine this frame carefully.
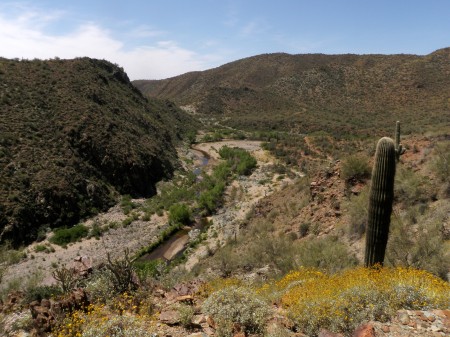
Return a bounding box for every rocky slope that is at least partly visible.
[0,57,198,245]
[134,48,450,136]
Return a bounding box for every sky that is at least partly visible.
[0,1,449,80]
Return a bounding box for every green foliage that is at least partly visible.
[386,201,450,279]
[0,57,199,246]
[24,285,62,302]
[120,195,137,215]
[133,259,167,281]
[431,141,450,182]
[219,146,257,176]
[49,224,89,246]
[168,203,191,225]
[395,166,430,206]
[198,181,226,214]
[341,154,371,182]
[345,186,370,239]
[295,236,359,272]
[365,137,396,267]
[203,286,269,336]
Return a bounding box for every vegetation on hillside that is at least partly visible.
[134,48,450,137]
[0,57,198,245]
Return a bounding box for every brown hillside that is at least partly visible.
[0,57,198,245]
[134,48,450,137]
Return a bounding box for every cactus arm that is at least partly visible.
[395,121,406,162]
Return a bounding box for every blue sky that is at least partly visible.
[0,1,449,80]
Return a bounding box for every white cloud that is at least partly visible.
[0,6,219,80]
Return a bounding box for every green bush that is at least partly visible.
[431,141,450,182]
[295,236,359,273]
[341,154,371,182]
[395,166,429,206]
[203,286,269,336]
[345,186,369,238]
[24,285,62,302]
[168,203,191,225]
[49,224,89,246]
[198,181,225,214]
[219,146,257,176]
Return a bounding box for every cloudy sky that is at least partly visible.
[0,0,449,80]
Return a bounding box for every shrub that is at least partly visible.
[395,166,429,206]
[272,266,450,336]
[106,249,138,293]
[386,203,450,279]
[50,224,89,246]
[203,285,270,336]
[84,269,115,303]
[168,203,191,225]
[431,141,450,182]
[34,244,47,252]
[120,194,137,214]
[295,236,358,273]
[52,266,79,293]
[299,222,310,237]
[345,186,369,238]
[219,146,257,176]
[341,154,371,182]
[177,303,195,328]
[24,285,62,302]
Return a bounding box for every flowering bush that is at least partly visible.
[52,293,156,337]
[266,266,450,336]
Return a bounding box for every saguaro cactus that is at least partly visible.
[364,137,396,267]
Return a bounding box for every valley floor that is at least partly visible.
[2,140,300,289]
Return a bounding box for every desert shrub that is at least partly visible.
[386,202,450,279]
[344,186,369,238]
[81,315,150,337]
[120,194,137,215]
[34,244,47,252]
[341,154,371,182]
[133,259,167,281]
[168,203,191,225]
[203,285,270,335]
[24,285,62,302]
[89,221,105,239]
[431,141,450,182]
[106,249,137,294]
[50,224,89,246]
[395,166,429,206]
[55,303,153,337]
[299,222,310,237]
[219,146,257,176]
[0,243,26,265]
[272,266,450,336]
[294,236,358,273]
[198,181,225,214]
[52,266,79,293]
[84,269,115,303]
[177,303,195,328]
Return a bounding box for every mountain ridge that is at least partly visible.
[134,48,450,136]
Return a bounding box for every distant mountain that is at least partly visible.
[134,48,450,136]
[0,57,198,245]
